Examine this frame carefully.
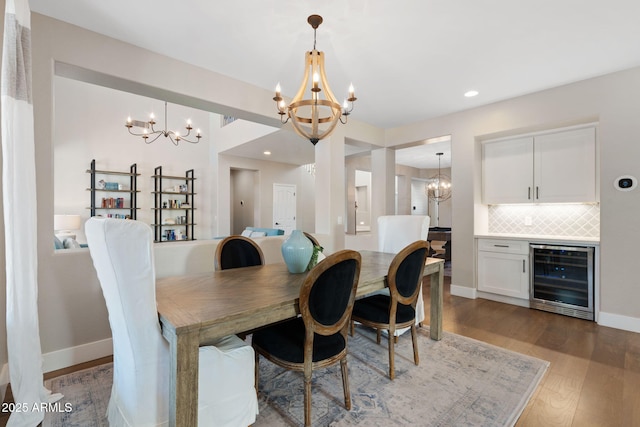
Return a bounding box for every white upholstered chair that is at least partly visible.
[377,215,430,335]
[85,218,258,427]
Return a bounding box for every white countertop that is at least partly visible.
[475,233,599,246]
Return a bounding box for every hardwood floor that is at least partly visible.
[423,274,640,427]
[1,274,638,426]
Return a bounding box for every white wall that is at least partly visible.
[54,76,214,241]
[386,67,640,332]
[218,154,315,236]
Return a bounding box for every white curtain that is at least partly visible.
[1,1,61,425]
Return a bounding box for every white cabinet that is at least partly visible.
[534,127,596,203]
[477,239,529,300]
[482,136,534,204]
[482,126,596,204]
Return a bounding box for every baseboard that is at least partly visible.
[450,284,476,299]
[597,311,640,333]
[42,338,113,373]
[476,291,530,308]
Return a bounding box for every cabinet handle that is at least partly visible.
[523,259,526,273]
[528,187,531,200]
[536,186,539,199]
[493,244,509,248]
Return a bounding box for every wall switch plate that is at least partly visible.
[524,216,533,226]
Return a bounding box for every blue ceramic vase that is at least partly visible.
[281,230,313,273]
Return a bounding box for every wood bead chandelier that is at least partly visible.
[273,15,357,145]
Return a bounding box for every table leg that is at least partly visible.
[166,328,200,426]
[429,264,444,340]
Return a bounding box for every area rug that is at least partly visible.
[43,327,548,426]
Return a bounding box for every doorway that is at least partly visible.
[273,183,296,234]
[355,170,371,233]
[230,169,259,235]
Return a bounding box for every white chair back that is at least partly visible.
[378,215,430,253]
[87,217,259,426]
[376,215,431,334]
[86,218,169,424]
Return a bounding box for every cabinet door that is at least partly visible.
[534,127,596,203]
[477,251,529,299]
[482,137,534,204]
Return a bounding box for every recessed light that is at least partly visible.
[464,90,479,98]
[263,151,271,156]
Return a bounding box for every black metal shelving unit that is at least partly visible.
[87,159,140,219]
[151,166,196,243]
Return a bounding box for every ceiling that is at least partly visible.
[31,1,640,169]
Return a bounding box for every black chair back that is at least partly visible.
[215,236,265,270]
[392,246,429,303]
[300,250,361,336]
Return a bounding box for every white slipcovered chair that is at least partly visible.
[85,218,258,427]
[377,215,430,336]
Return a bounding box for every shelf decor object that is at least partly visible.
[281,230,313,273]
[126,101,202,145]
[272,14,356,145]
[152,166,196,242]
[87,159,140,219]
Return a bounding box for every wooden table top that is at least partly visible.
[156,251,443,339]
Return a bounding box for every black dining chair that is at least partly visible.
[252,249,361,427]
[351,240,429,380]
[303,231,320,247]
[215,235,265,270]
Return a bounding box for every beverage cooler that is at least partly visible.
[530,244,595,320]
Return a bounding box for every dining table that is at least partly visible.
[156,250,444,427]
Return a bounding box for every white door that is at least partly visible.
[273,184,296,234]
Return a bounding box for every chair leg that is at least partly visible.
[388,328,395,380]
[254,351,260,396]
[340,357,352,410]
[304,372,312,427]
[376,329,381,344]
[350,320,354,336]
[410,324,420,366]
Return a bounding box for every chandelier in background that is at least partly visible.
[425,152,451,202]
[273,15,357,145]
[126,101,202,145]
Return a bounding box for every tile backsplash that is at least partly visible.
[488,204,600,237]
